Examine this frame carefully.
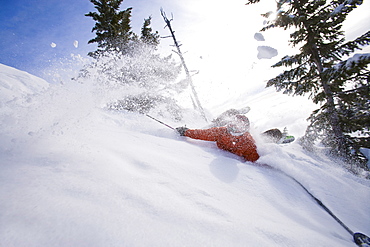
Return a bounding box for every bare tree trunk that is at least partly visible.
[160,9,207,122]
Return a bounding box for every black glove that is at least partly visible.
[176,126,189,136]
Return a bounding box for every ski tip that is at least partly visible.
[282,136,295,144]
[354,232,370,247]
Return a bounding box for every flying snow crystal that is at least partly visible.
[73,40,78,48]
[254,33,265,41]
[257,46,278,59]
[50,42,57,48]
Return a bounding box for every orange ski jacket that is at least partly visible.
[184,127,259,162]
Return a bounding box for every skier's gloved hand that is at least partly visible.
[176,126,189,136]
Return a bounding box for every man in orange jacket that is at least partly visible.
[176,114,260,162]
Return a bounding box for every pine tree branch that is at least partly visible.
[337,31,370,56]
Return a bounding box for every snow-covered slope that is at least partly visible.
[0,64,369,247]
[0,64,49,105]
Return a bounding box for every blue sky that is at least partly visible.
[0,0,191,78]
[1,0,369,80]
[0,0,96,76]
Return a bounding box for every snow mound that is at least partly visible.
[0,63,49,105]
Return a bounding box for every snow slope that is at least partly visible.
[0,64,49,105]
[0,64,369,247]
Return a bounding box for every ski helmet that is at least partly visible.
[226,114,250,133]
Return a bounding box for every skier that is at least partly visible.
[176,114,260,162]
[176,109,294,162]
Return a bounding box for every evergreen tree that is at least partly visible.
[246,0,370,168]
[83,0,183,120]
[140,17,160,47]
[86,1,160,56]
[85,0,134,57]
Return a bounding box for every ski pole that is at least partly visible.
[260,163,369,246]
[145,114,175,130]
[287,174,370,246]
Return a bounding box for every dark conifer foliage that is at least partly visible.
[86,0,160,57]
[246,0,370,169]
[85,0,134,57]
[140,17,160,47]
[83,0,182,120]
